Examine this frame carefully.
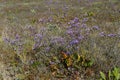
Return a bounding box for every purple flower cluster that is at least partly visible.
[34,34,43,42]
[32,33,43,50]
[81,23,87,28]
[3,34,21,45]
[3,37,10,44]
[64,17,102,54]
[99,32,117,37]
[70,39,79,45]
[65,17,89,51]
[78,35,84,40]
[68,17,80,28]
[66,17,86,44]
[3,34,24,54]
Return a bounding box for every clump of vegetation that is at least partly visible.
[100,67,120,80]
[0,0,120,80]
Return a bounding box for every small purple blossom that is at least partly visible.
[10,40,16,45]
[70,39,79,45]
[107,34,116,37]
[15,34,21,42]
[99,32,105,37]
[82,18,88,23]
[34,34,42,39]
[92,26,99,30]
[68,17,79,25]
[34,34,43,42]
[38,18,45,23]
[66,51,71,55]
[32,33,43,50]
[78,35,84,40]
[66,29,74,34]
[85,28,91,35]
[81,23,87,28]
[73,17,79,23]
[3,37,10,43]
[70,22,80,28]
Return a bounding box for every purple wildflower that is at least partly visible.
[68,17,79,25]
[73,17,79,23]
[66,29,74,34]
[78,35,84,40]
[71,22,80,28]
[38,18,44,23]
[66,51,71,55]
[36,34,42,38]
[66,45,71,48]
[107,34,116,37]
[70,39,79,45]
[15,34,20,42]
[99,32,105,37]
[82,18,88,23]
[32,33,43,50]
[34,34,43,42]
[10,40,16,45]
[85,28,91,35]
[3,37,10,43]
[81,23,87,28]
[92,26,99,30]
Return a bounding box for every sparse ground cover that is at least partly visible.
[0,0,120,80]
